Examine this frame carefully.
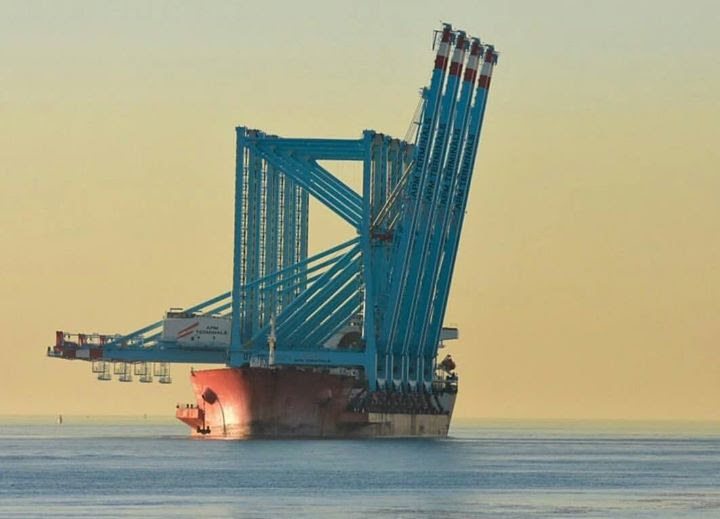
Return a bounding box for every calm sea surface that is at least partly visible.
[0,417,718,518]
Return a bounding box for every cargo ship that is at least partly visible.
[47,24,498,439]
[176,364,458,439]
[170,315,460,439]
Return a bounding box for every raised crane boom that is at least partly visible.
[47,25,499,393]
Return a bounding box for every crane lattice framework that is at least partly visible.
[48,24,498,392]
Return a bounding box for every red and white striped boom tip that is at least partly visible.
[433,23,499,80]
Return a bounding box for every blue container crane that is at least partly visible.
[47,25,499,394]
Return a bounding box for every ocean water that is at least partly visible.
[0,418,718,518]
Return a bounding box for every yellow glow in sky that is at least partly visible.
[1,0,718,419]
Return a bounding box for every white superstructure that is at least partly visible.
[162,311,230,347]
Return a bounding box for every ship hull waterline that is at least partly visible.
[176,367,456,439]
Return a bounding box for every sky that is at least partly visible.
[1,0,718,420]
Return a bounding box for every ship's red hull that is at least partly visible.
[176,367,456,438]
